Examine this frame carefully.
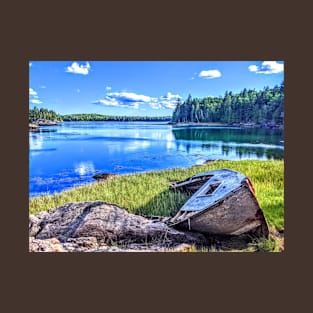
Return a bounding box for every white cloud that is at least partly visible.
[105,86,112,91]
[149,102,163,109]
[248,61,284,74]
[40,85,47,89]
[94,90,182,110]
[66,62,91,75]
[124,140,151,152]
[199,69,221,79]
[31,99,43,104]
[29,87,43,105]
[94,91,182,110]
[94,99,120,107]
[163,92,182,100]
[248,65,258,72]
[130,103,140,109]
[158,92,182,109]
[29,88,37,96]
[94,91,153,109]
[29,62,32,67]
[108,91,152,103]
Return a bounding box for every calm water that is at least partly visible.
[29,121,284,197]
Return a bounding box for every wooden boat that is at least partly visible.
[168,169,269,238]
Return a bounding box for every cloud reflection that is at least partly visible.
[74,161,96,176]
[124,140,151,152]
[166,133,176,151]
[29,133,43,150]
[29,133,45,156]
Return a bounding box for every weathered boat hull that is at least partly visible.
[168,169,269,238]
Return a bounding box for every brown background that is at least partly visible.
[1,0,312,312]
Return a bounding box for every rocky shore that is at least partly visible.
[29,119,59,131]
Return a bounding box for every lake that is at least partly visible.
[29,121,284,197]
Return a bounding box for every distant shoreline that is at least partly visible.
[29,120,284,131]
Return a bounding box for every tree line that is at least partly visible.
[29,107,63,123]
[29,108,171,122]
[61,114,171,122]
[172,82,284,125]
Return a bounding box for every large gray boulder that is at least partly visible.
[29,201,208,252]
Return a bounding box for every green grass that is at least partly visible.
[29,160,284,233]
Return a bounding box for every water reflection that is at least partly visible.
[172,127,284,146]
[38,129,57,133]
[123,140,151,152]
[30,122,284,197]
[172,127,284,160]
[29,133,43,150]
[74,161,96,176]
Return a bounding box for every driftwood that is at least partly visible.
[29,201,208,252]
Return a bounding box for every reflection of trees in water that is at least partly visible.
[203,144,283,160]
[175,139,283,160]
[172,127,283,145]
[186,143,191,153]
[172,127,284,160]
[176,141,200,153]
[222,145,230,156]
[265,148,284,160]
[234,146,283,160]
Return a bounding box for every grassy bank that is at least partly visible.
[29,160,284,233]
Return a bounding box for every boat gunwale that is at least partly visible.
[174,169,247,212]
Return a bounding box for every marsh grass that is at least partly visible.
[29,160,284,234]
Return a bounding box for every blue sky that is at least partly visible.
[29,61,284,116]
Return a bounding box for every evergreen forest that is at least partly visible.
[172,83,284,125]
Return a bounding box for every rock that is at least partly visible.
[29,123,40,131]
[37,119,58,126]
[29,237,66,252]
[95,244,167,252]
[202,159,222,165]
[29,214,43,237]
[92,173,117,182]
[29,201,208,252]
[28,238,195,252]
[62,237,100,252]
[171,243,195,252]
[90,243,193,252]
